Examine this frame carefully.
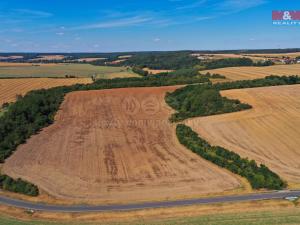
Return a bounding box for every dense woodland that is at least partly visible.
[176,124,286,189]
[166,84,251,122]
[202,58,274,70]
[166,75,300,121]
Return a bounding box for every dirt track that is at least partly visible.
[3,86,240,203]
[187,85,300,185]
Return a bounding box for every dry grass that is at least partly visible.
[0,78,92,105]
[186,84,300,186]
[202,64,300,80]
[3,86,241,204]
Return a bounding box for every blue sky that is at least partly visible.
[0,0,299,52]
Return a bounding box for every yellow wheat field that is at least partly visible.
[202,64,300,81]
[0,78,92,105]
[186,84,300,186]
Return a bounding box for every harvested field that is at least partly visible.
[118,55,132,59]
[187,85,300,185]
[75,58,106,62]
[143,68,173,75]
[30,55,66,61]
[191,53,264,62]
[3,86,240,203]
[0,63,138,78]
[0,55,24,60]
[0,78,92,105]
[243,52,300,59]
[202,64,300,80]
[0,62,39,67]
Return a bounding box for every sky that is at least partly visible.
[0,0,299,52]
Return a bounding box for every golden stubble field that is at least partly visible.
[186,84,300,186]
[0,78,92,105]
[3,86,240,203]
[202,64,300,80]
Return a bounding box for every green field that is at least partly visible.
[1,208,300,225]
[0,63,139,79]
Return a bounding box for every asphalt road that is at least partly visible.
[0,190,299,212]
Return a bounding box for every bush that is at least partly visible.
[0,175,39,196]
[132,66,149,76]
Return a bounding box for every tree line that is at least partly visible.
[202,58,274,70]
[0,175,39,196]
[176,124,286,190]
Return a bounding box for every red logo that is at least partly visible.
[272,11,300,20]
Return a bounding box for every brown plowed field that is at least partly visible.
[187,85,300,185]
[0,78,92,105]
[202,64,300,81]
[3,86,240,203]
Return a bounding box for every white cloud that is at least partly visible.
[217,0,267,13]
[56,32,64,36]
[13,9,53,18]
[72,16,152,30]
[176,0,207,10]
[153,38,161,42]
